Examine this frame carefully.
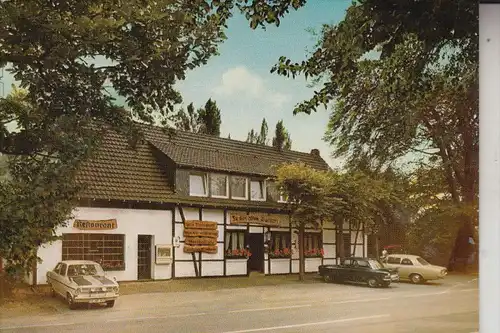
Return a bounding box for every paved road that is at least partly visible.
[0,276,478,333]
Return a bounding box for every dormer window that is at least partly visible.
[189,173,208,197]
[210,174,229,198]
[250,179,266,201]
[231,176,248,200]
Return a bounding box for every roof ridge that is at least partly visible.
[137,121,323,159]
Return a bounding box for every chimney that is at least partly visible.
[310,149,320,157]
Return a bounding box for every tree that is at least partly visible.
[171,99,221,136]
[274,163,334,281]
[197,98,221,136]
[274,162,401,281]
[0,0,308,280]
[0,89,96,280]
[272,120,292,150]
[246,129,258,144]
[246,118,268,144]
[171,103,200,133]
[270,0,478,270]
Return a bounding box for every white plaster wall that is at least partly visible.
[175,261,197,277]
[323,244,336,258]
[322,259,337,265]
[292,260,298,273]
[270,259,290,274]
[351,228,364,257]
[264,259,269,274]
[202,261,224,276]
[305,258,322,272]
[36,207,172,285]
[249,226,264,233]
[226,259,247,275]
[323,229,336,243]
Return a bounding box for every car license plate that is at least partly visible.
[89,299,104,303]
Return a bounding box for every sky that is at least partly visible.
[0,0,353,168]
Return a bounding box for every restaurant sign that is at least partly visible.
[230,212,283,227]
[73,219,117,230]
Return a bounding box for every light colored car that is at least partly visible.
[46,260,119,309]
[382,254,447,284]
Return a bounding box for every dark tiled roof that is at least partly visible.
[76,130,174,202]
[77,122,330,204]
[142,125,330,176]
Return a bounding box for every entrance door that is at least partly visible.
[137,235,152,280]
[247,233,264,272]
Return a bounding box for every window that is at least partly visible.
[416,257,430,265]
[210,174,229,198]
[231,176,248,199]
[189,173,208,196]
[62,233,125,271]
[401,258,413,266]
[387,257,401,264]
[250,179,266,201]
[343,233,351,257]
[269,231,291,258]
[60,263,68,276]
[225,230,247,258]
[304,232,323,257]
[53,263,62,273]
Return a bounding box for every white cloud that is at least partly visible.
[212,66,290,108]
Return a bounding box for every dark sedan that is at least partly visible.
[318,257,400,288]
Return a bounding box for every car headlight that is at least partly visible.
[113,286,119,293]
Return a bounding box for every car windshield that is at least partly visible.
[416,257,430,265]
[368,259,384,270]
[67,264,104,277]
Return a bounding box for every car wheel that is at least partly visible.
[106,300,115,308]
[323,275,332,283]
[410,273,424,284]
[381,281,391,288]
[367,277,379,288]
[67,293,77,310]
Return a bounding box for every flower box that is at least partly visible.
[304,248,324,258]
[268,248,292,259]
[225,248,252,259]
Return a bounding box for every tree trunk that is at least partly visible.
[298,223,305,281]
[336,219,344,259]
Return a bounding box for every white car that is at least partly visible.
[46,260,119,309]
[383,254,448,284]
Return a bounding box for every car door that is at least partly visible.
[385,256,403,275]
[49,263,62,294]
[351,260,370,282]
[354,259,372,283]
[338,259,352,281]
[55,263,68,295]
[399,258,414,279]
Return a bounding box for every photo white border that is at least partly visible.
[479,3,500,332]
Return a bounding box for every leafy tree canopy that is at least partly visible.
[269,0,477,268]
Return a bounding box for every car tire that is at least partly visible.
[381,281,391,288]
[67,293,77,310]
[323,275,332,283]
[410,273,424,284]
[106,300,115,308]
[367,277,379,288]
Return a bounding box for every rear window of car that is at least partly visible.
[387,257,401,264]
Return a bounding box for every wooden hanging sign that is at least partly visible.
[229,212,282,227]
[73,219,117,230]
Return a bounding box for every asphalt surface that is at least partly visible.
[0,275,478,333]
